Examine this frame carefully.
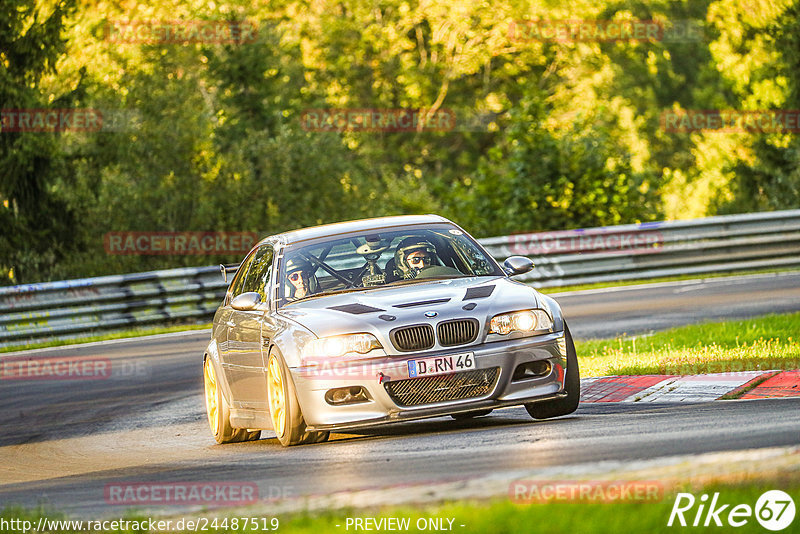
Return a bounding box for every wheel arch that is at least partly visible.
[263,341,314,420]
[537,292,566,333]
[203,339,235,408]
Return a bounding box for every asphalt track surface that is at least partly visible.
[2,272,800,518]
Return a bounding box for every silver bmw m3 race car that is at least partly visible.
[203,215,579,446]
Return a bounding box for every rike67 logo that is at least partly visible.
[668,490,795,531]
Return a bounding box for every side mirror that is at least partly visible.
[503,256,535,276]
[220,263,240,283]
[231,291,263,311]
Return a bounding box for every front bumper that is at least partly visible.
[292,331,569,431]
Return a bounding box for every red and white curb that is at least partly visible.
[740,370,800,399]
[580,370,800,403]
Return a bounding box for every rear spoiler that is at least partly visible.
[219,263,240,284]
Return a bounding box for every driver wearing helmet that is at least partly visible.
[393,237,439,280]
[285,256,318,300]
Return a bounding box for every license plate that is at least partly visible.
[407,352,475,378]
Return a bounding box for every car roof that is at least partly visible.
[264,214,453,246]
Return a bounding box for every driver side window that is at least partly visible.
[241,245,274,301]
[229,249,258,298]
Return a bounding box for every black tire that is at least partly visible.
[204,357,260,443]
[525,324,580,419]
[266,349,330,447]
[450,409,493,420]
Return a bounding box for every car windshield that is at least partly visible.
[278,224,502,306]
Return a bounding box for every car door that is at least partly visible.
[225,244,275,409]
[216,246,259,391]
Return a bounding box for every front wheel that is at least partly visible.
[266,350,329,446]
[525,324,580,419]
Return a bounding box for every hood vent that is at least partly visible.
[463,285,495,300]
[392,298,450,309]
[327,303,385,314]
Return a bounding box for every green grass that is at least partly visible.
[280,482,797,534]
[540,266,800,294]
[2,480,797,533]
[0,323,211,354]
[576,312,800,377]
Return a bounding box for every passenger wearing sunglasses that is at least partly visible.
[285,257,318,300]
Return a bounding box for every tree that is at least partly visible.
[462,90,660,237]
[0,0,82,284]
[714,0,800,213]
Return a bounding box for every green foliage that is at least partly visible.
[719,137,800,214]
[714,1,800,214]
[3,0,800,283]
[0,0,82,283]
[463,92,659,236]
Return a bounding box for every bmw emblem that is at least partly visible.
[424,311,438,318]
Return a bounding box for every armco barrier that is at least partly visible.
[2,210,800,347]
[480,209,800,286]
[0,267,225,347]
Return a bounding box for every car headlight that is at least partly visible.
[302,333,383,359]
[489,309,553,335]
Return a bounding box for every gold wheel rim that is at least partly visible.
[267,354,286,438]
[203,359,219,435]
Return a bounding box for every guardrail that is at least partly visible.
[479,209,800,287]
[0,267,226,348]
[2,209,800,348]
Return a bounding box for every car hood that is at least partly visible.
[277,276,543,353]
